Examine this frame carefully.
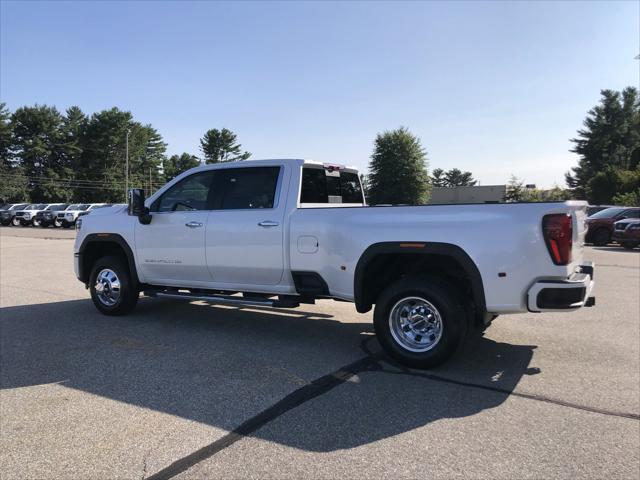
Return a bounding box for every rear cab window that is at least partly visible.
[299,164,364,206]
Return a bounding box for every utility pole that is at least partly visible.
[125,129,131,201]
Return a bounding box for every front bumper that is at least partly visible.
[527,261,595,312]
[613,231,640,243]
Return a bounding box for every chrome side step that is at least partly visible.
[144,290,300,308]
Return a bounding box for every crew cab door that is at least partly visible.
[206,166,285,285]
[135,170,216,284]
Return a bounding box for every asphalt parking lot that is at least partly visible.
[1,229,639,479]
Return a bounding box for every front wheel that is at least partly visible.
[54,219,62,228]
[89,256,138,315]
[373,275,468,369]
[11,217,20,226]
[622,242,639,250]
[32,218,41,227]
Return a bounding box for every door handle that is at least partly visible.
[258,220,279,227]
[185,221,203,228]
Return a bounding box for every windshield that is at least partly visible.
[45,204,67,210]
[67,204,89,211]
[589,207,626,219]
[90,204,110,209]
[10,204,27,210]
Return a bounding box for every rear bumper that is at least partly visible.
[527,261,595,312]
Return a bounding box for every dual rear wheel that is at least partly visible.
[373,275,469,368]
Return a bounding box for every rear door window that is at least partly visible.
[220,167,280,210]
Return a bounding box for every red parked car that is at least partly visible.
[585,207,640,246]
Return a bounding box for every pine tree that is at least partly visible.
[0,103,28,202]
[367,127,430,205]
[10,104,67,201]
[200,128,250,163]
[164,153,200,181]
[566,87,640,202]
[504,175,525,202]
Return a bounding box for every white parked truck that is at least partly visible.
[74,159,595,367]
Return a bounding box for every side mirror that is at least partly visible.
[128,188,145,216]
[127,188,152,225]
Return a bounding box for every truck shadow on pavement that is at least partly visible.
[1,298,538,453]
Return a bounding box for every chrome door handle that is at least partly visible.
[258,220,279,227]
[185,221,203,228]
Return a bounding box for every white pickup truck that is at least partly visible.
[74,159,595,367]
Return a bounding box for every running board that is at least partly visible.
[144,290,300,308]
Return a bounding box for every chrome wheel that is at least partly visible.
[11,217,20,226]
[94,268,121,307]
[389,296,443,352]
[54,219,62,227]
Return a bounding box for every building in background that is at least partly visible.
[430,185,506,204]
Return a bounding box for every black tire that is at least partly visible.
[0,220,9,226]
[373,275,469,369]
[592,228,610,247]
[32,218,41,227]
[61,220,72,229]
[11,217,20,227]
[54,219,62,228]
[622,242,639,250]
[89,255,138,315]
[40,221,50,228]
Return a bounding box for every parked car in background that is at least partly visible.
[41,203,82,228]
[612,219,640,250]
[585,207,640,246]
[12,204,49,226]
[59,203,110,228]
[33,204,70,227]
[0,203,29,226]
[586,205,615,216]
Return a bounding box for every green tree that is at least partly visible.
[164,153,200,181]
[200,128,250,164]
[431,168,477,187]
[78,108,166,202]
[444,168,476,187]
[586,168,640,205]
[367,127,430,205]
[612,190,640,206]
[0,103,29,202]
[566,87,640,201]
[10,104,70,201]
[431,168,446,187]
[504,175,525,202]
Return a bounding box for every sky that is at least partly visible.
[1,1,638,187]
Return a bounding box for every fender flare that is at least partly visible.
[77,233,139,286]
[353,242,486,314]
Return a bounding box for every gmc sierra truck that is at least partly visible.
[74,159,595,367]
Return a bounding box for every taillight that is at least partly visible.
[542,214,572,265]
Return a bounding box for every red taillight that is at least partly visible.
[542,214,572,265]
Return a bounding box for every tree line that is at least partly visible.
[0,103,250,203]
[2,85,637,206]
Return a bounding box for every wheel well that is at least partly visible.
[354,243,486,324]
[79,235,139,287]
